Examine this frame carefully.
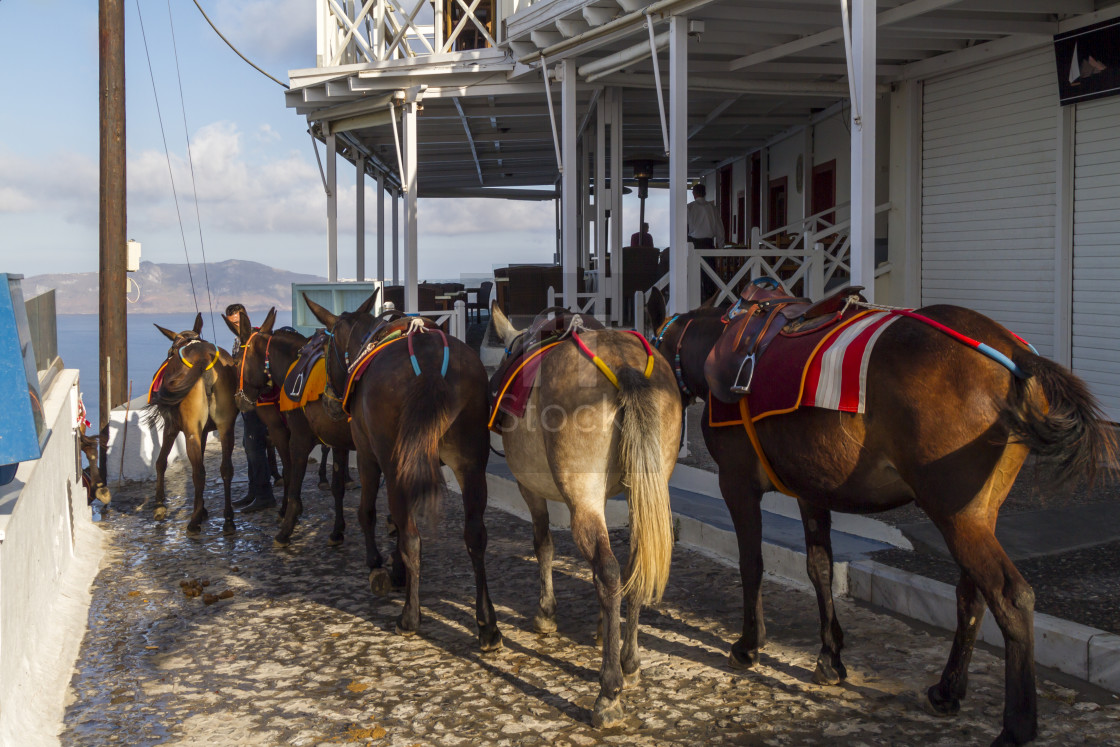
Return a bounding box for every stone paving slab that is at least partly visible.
[63,446,1120,746]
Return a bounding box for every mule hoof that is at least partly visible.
[222,520,236,536]
[531,614,557,635]
[369,568,393,596]
[591,695,626,729]
[478,626,503,653]
[273,535,292,548]
[327,533,344,547]
[813,657,846,686]
[394,616,418,637]
[925,684,961,717]
[990,726,1036,747]
[185,523,202,537]
[318,481,330,490]
[728,645,760,670]
[623,669,641,688]
[154,506,168,521]
[95,486,111,504]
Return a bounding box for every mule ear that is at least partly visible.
[490,302,520,347]
[217,347,236,366]
[193,313,204,334]
[238,313,253,343]
[700,291,720,309]
[304,293,337,328]
[155,323,178,342]
[646,288,667,332]
[355,287,380,315]
[221,313,241,339]
[260,308,277,336]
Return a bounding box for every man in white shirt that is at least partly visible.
[686,183,725,300]
[686,183,725,248]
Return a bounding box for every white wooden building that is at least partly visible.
[285,0,1120,419]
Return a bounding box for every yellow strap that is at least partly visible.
[590,355,620,389]
[487,341,563,430]
[739,397,797,498]
[643,353,655,379]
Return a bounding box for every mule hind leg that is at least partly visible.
[153,421,180,521]
[798,501,846,684]
[184,429,208,535]
[519,484,558,634]
[328,448,349,545]
[219,420,236,534]
[568,502,625,728]
[455,463,502,652]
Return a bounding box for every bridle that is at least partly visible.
[651,313,697,401]
[168,335,219,371]
[235,329,276,407]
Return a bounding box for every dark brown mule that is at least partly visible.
[490,304,682,728]
[146,313,239,535]
[648,290,1116,746]
[305,293,502,652]
[229,307,355,546]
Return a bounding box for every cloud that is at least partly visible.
[128,121,325,235]
[0,147,98,224]
[212,0,315,66]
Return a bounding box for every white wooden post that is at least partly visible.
[392,188,400,285]
[547,286,557,308]
[453,299,467,341]
[810,242,825,299]
[376,171,386,282]
[668,15,688,314]
[561,59,579,309]
[327,132,338,281]
[609,87,624,324]
[403,102,419,312]
[850,0,877,302]
[356,154,366,282]
[595,101,608,321]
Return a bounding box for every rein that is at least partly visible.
[236,329,277,405]
[176,339,218,371]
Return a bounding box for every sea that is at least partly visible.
[59,310,292,429]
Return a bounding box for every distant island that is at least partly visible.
[23,260,325,315]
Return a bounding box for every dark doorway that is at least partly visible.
[718,166,733,243]
[749,153,761,237]
[811,159,837,227]
[768,176,788,231]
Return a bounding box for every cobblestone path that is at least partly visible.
[63,449,1120,746]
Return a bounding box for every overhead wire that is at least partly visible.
[166,0,217,339]
[189,0,290,90]
[133,0,203,324]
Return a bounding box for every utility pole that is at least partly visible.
[99,0,127,470]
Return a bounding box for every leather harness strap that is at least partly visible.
[738,395,797,498]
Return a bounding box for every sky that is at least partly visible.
[0,0,670,283]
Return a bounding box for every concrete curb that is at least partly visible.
[479,466,1120,694]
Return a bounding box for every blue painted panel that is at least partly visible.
[0,274,46,466]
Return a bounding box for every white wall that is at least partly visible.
[0,369,105,743]
[104,394,189,483]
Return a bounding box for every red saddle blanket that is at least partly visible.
[488,342,563,431]
[709,309,900,426]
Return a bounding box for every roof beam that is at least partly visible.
[900,32,1050,80]
[728,0,968,71]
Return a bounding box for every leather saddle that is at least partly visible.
[705,283,865,403]
[283,330,328,402]
[489,308,605,405]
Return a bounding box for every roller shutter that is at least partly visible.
[921,47,1058,357]
[1073,96,1120,421]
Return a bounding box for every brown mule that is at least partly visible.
[306,293,502,652]
[490,304,682,728]
[648,289,1117,747]
[146,313,239,535]
[229,306,356,547]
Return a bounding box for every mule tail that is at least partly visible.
[143,364,206,430]
[391,372,454,525]
[1003,350,1118,490]
[616,366,675,605]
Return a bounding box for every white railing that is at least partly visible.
[416,299,469,341]
[546,287,608,323]
[682,201,890,307]
[317,0,499,66]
